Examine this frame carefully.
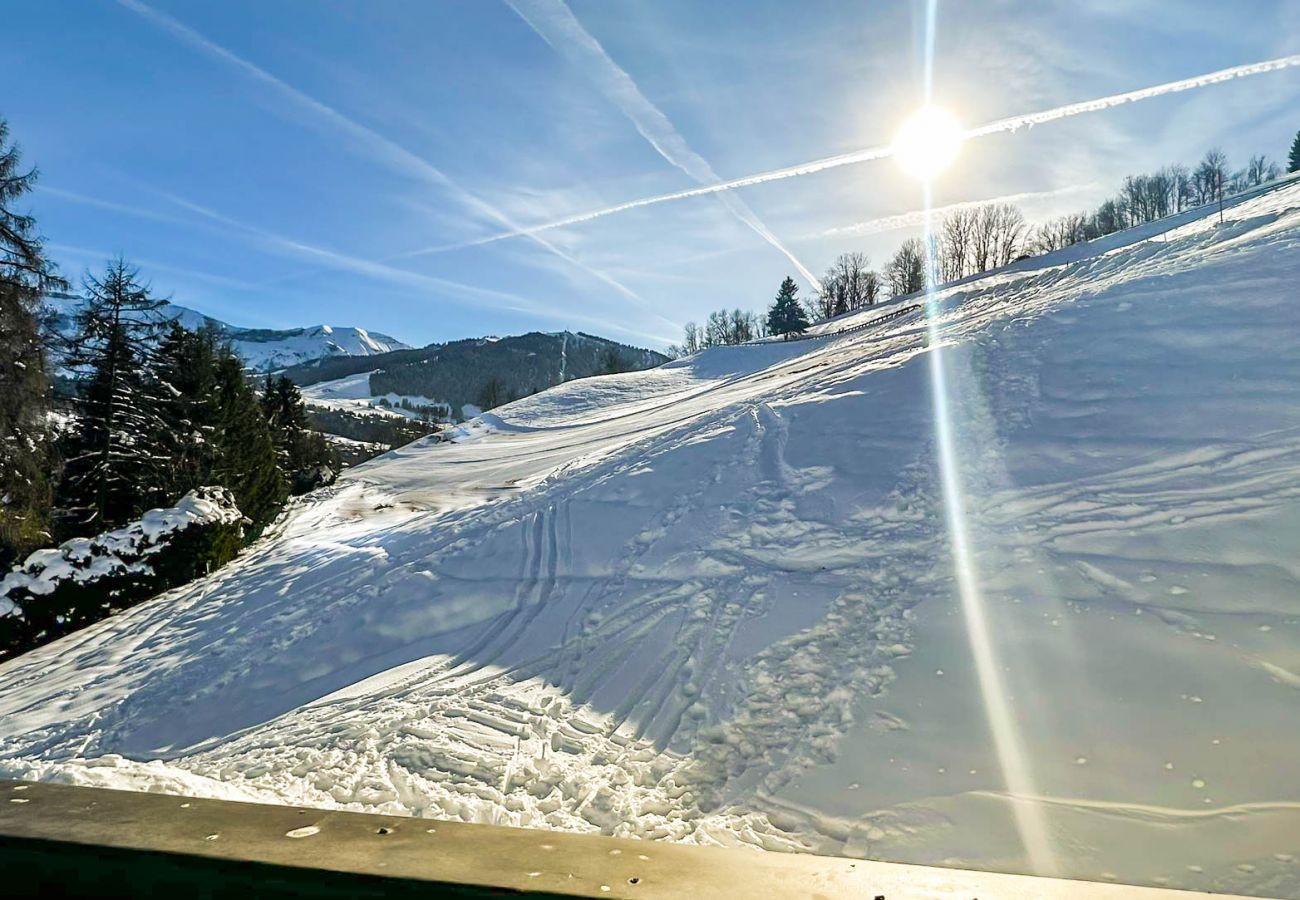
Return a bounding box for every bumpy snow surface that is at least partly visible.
[5,180,1300,896]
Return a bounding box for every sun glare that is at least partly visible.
[893,105,964,180]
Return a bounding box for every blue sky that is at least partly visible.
[5,0,1299,350]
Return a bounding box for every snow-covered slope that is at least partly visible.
[6,180,1300,897]
[301,371,452,421]
[42,294,410,371]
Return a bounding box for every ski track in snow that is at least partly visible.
[4,178,1300,894]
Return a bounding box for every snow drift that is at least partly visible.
[4,180,1300,897]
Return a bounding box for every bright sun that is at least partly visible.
[893,106,964,180]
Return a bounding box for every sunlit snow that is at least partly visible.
[4,177,1300,896]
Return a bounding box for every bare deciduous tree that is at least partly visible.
[971,203,1026,270]
[1193,149,1228,206]
[1031,213,1089,255]
[939,209,976,282]
[1244,154,1280,188]
[1167,164,1193,213]
[814,252,880,320]
[887,238,927,297]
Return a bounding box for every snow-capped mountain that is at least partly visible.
[225,323,410,372]
[6,177,1300,896]
[42,294,410,372]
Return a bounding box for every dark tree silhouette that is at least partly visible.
[767,276,810,338]
[0,118,63,565]
[56,259,170,536]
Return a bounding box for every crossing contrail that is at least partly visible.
[403,53,1300,255]
[114,0,664,320]
[504,0,821,290]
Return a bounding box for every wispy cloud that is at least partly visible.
[47,169,672,341]
[406,52,1300,248]
[155,191,674,343]
[48,241,261,292]
[38,186,196,228]
[503,0,820,290]
[113,0,653,314]
[155,192,562,314]
[817,185,1095,238]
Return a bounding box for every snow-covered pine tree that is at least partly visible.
[767,276,810,339]
[0,118,65,567]
[1290,130,1300,174]
[56,259,171,536]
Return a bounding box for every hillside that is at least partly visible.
[4,178,1300,897]
[287,331,670,421]
[42,294,410,372]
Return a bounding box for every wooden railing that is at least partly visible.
[769,302,923,345]
[0,779,1241,899]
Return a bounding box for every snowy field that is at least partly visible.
[301,371,454,421]
[4,179,1300,896]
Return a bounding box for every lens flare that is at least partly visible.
[915,0,1055,876]
[919,186,1058,876]
[893,106,964,180]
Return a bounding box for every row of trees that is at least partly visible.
[54,259,332,549]
[668,200,1025,352]
[669,133,1300,353]
[1033,146,1290,254]
[672,308,768,353]
[0,119,331,570]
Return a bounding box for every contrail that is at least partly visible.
[153,192,675,343]
[156,191,567,312]
[966,54,1300,138]
[404,53,1300,253]
[819,185,1092,238]
[113,0,659,317]
[48,241,262,293]
[503,0,820,290]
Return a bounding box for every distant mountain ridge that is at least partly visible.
[283,331,669,420]
[42,293,669,418]
[42,292,411,372]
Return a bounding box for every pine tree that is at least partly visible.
[766,276,810,339]
[477,378,506,410]
[151,323,220,498]
[1289,130,1300,174]
[56,259,171,536]
[151,327,298,531]
[0,118,64,567]
[598,348,629,374]
[213,352,285,532]
[261,374,332,493]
